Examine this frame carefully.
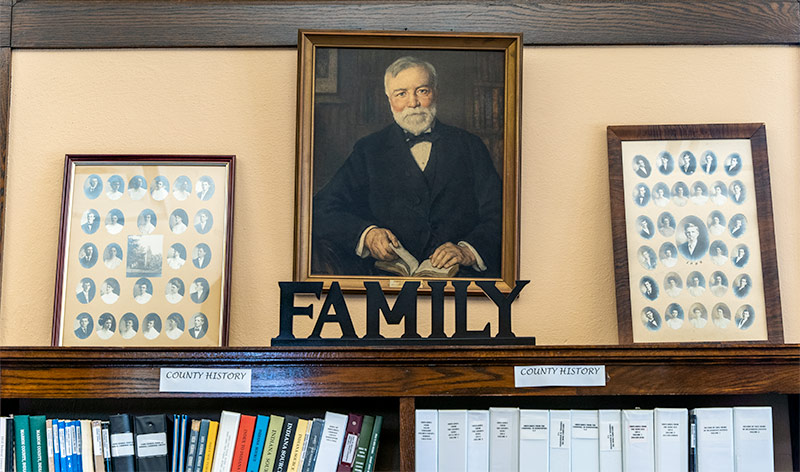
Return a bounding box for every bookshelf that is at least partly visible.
[2,345,799,470]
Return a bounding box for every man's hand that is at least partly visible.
[365,227,400,261]
[430,242,475,269]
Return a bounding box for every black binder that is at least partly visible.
[108,414,136,472]
[133,414,170,472]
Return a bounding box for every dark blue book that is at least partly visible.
[193,419,210,472]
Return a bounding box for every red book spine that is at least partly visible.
[230,415,256,472]
[336,414,364,472]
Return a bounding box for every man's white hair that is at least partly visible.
[384,56,438,96]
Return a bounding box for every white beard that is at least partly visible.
[392,103,437,136]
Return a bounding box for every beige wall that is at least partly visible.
[2,46,798,346]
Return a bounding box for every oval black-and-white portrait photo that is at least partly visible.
[78,242,98,268]
[105,209,125,235]
[194,209,213,234]
[671,181,689,207]
[81,209,101,235]
[84,174,103,200]
[137,209,157,234]
[143,313,162,340]
[690,181,708,205]
[664,303,684,329]
[73,312,93,339]
[639,276,659,301]
[664,272,682,297]
[676,216,709,261]
[75,278,96,304]
[735,304,755,330]
[678,151,696,175]
[710,181,727,205]
[641,307,661,331]
[659,242,678,268]
[636,215,655,240]
[151,176,170,201]
[167,243,187,270]
[100,278,120,304]
[134,278,153,304]
[729,180,746,205]
[106,175,125,200]
[173,176,192,201]
[707,210,726,236]
[192,243,212,269]
[632,155,651,178]
[725,153,742,176]
[188,312,209,339]
[103,243,123,270]
[97,312,116,340]
[196,176,215,201]
[166,312,185,339]
[657,212,676,237]
[632,183,650,207]
[687,271,706,296]
[729,214,747,238]
[700,151,717,175]
[170,209,189,234]
[688,303,708,329]
[656,151,674,175]
[190,278,210,304]
[128,175,148,200]
[712,303,732,329]
[710,240,728,266]
[733,273,753,299]
[119,312,139,339]
[166,277,185,304]
[652,183,670,207]
[637,246,657,270]
[710,271,728,296]
[732,244,750,268]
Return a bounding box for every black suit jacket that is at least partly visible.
[313,121,502,277]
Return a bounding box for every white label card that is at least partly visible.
[600,421,621,451]
[515,365,606,387]
[136,432,167,457]
[110,432,134,457]
[159,368,252,393]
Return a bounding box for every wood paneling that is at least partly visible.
[2,345,798,398]
[10,1,800,49]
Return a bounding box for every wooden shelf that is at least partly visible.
[2,345,798,399]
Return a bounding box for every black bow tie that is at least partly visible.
[405,131,435,147]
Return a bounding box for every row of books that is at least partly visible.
[415,406,774,472]
[0,411,382,472]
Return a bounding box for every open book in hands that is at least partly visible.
[375,244,459,278]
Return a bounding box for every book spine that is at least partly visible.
[300,420,323,472]
[171,415,181,472]
[230,415,256,472]
[273,416,298,472]
[202,421,219,472]
[91,420,104,472]
[414,410,437,472]
[134,414,170,472]
[311,413,347,472]
[210,410,241,472]
[0,417,8,472]
[100,422,111,472]
[185,420,200,472]
[689,411,697,472]
[176,415,187,472]
[259,416,284,472]
[246,416,269,472]
[14,415,32,472]
[350,416,374,472]
[57,421,68,472]
[286,419,309,472]
[72,420,82,472]
[29,415,48,472]
[45,420,55,472]
[64,422,73,472]
[336,414,363,472]
[80,419,93,472]
[363,416,382,472]
[193,420,210,472]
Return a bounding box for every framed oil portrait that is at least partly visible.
[52,155,235,347]
[607,124,783,344]
[294,30,521,293]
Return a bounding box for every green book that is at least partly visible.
[363,416,382,472]
[350,416,374,472]
[14,415,33,472]
[258,415,284,472]
[29,416,49,472]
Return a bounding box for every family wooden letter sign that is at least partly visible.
[272,280,533,346]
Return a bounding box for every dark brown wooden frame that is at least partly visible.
[294,30,521,292]
[607,123,783,344]
[52,155,236,347]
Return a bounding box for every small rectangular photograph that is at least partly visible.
[53,155,235,347]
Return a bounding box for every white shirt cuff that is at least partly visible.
[458,241,487,272]
[356,225,378,258]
